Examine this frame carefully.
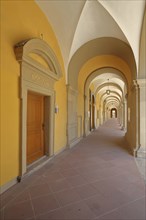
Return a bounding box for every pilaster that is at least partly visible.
[135,79,146,158]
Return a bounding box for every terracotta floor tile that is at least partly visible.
[1,119,145,220]
[75,183,99,199]
[119,182,145,201]
[92,179,121,196]
[49,178,72,192]
[0,194,14,210]
[0,209,4,220]
[60,168,79,177]
[43,171,64,182]
[117,197,146,219]
[55,188,81,207]
[97,209,127,220]
[10,190,30,205]
[36,208,65,219]
[28,183,52,199]
[61,201,96,219]
[32,194,59,216]
[66,175,87,187]
[4,201,34,220]
[31,176,47,186]
[85,194,122,217]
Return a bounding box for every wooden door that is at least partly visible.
[27,92,45,165]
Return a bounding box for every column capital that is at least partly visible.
[132,80,139,90]
[133,79,146,89]
[67,84,78,95]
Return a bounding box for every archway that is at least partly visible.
[83,68,127,136]
[111,108,117,118]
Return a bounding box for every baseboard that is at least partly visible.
[54,145,68,156]
[69,136,83,148]
[26,156,53,177]
[0,178,17,195]
[136,150,146,159]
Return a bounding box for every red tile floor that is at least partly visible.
[0,119,146,219]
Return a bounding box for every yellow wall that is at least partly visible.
[0,1,67,186]
[89,84,95,92]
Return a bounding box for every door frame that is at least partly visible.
[21,69,55,175]
[14,38,62,176]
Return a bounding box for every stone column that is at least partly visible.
[103,101,106,123]
[84,93,91,137]
[121,103,124,129]
[123,97,127,131]
[119,104,122,127]
[99,104,102,125]
[135,79,146,158]
[132,80,140,156]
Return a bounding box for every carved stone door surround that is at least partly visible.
[14,38,62,176]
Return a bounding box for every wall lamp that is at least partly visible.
[106,79,110,95]
[55,105,59,114]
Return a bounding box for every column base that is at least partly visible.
[134,147,146,159]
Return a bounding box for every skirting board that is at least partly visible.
[0,178,17,195]
[135,150,146,159]
[54,145,68,156]
[69,136,83,148]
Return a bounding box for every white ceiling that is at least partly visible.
[35,0,86,68]
[69,0,129,61]
[35,0,145,74]
[99,0,145,69]
[91,75,125,92]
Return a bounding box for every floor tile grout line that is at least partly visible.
[93,195,146,219]
[32,189,146,219]
[1,167,145,211]
[51,188,66,210]
[33,193,145,219]
[0,185,32,210]
[2,174,145,219]
[2,170,144,205]
[29,192,37,220]
[0,208,4,220]
[1,119,145,219]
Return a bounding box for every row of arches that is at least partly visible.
[12,36,146,182]
[14,38,130,177]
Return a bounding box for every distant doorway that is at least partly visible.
[111,108,117,118]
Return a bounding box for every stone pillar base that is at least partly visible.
[134,147,146,159]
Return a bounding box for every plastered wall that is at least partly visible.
[0,1,67,186]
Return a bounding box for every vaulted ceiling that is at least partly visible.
[36,0,145,76]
